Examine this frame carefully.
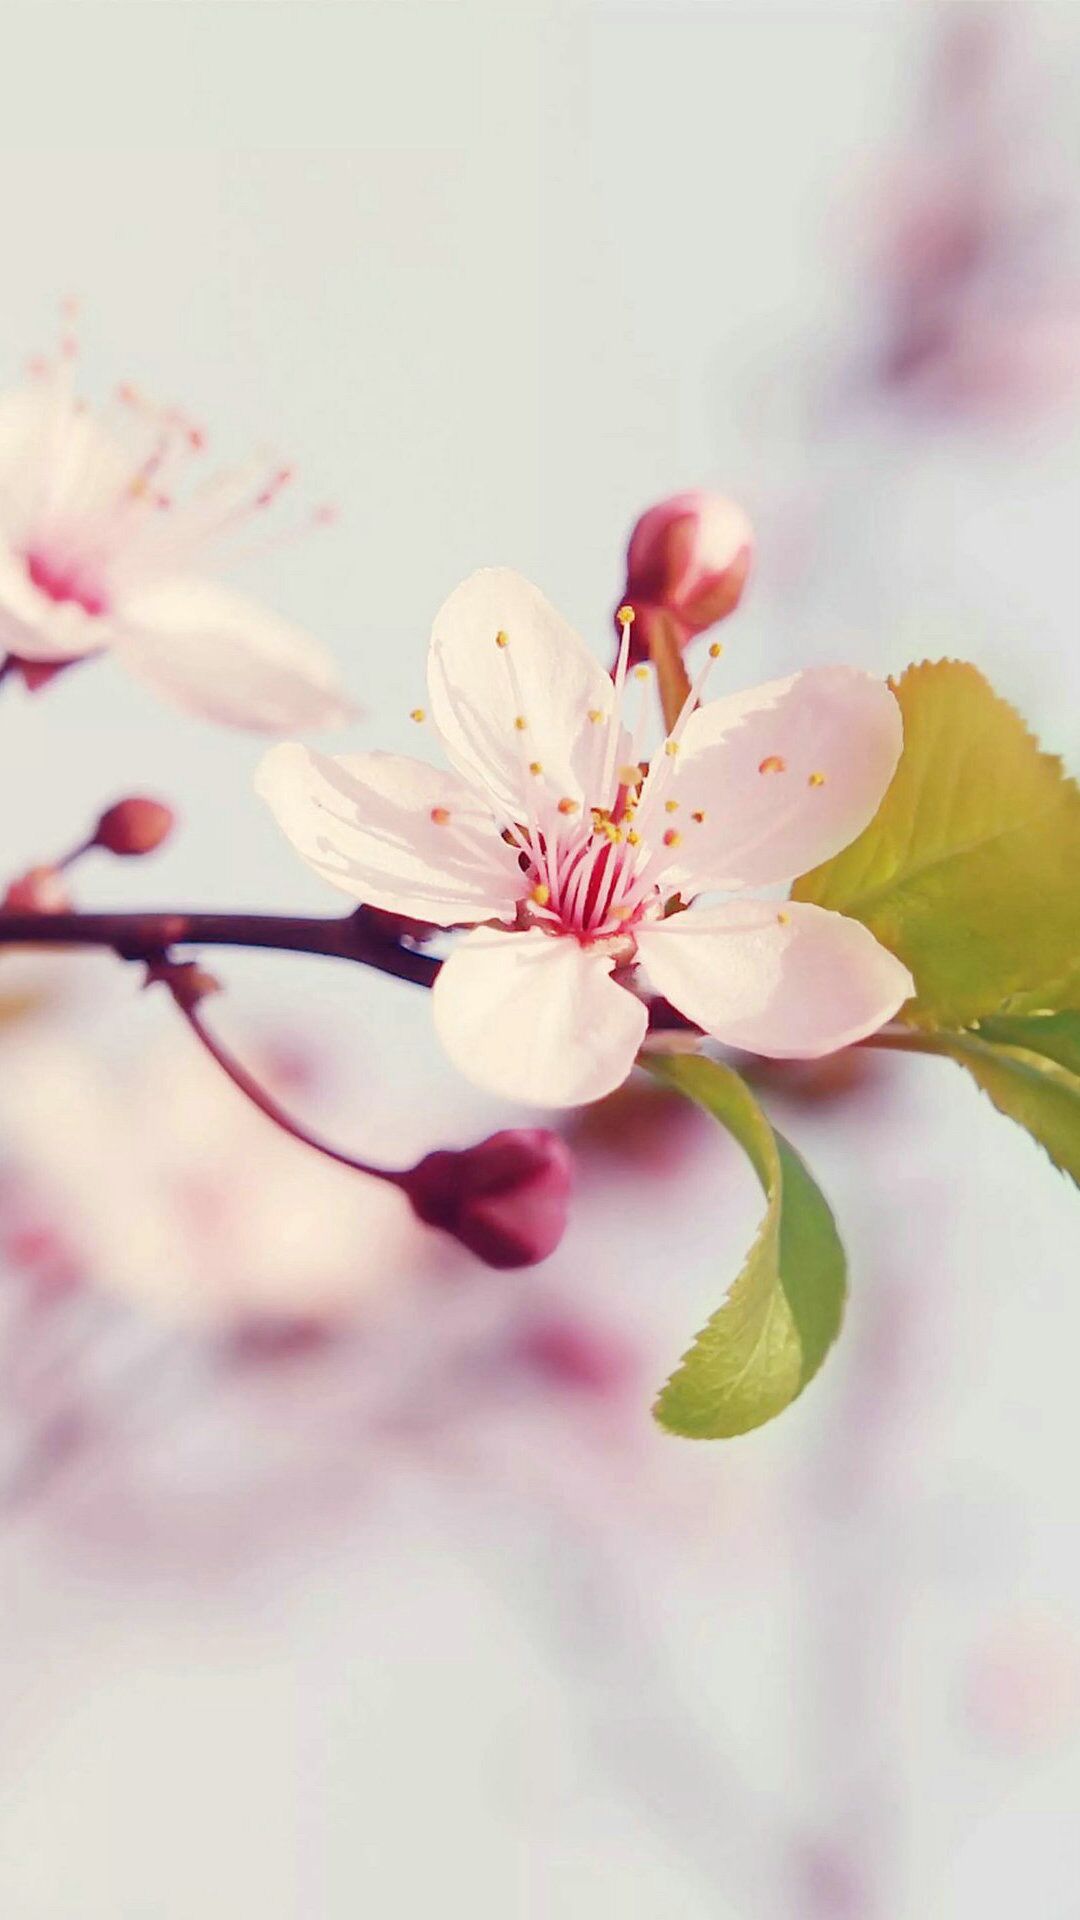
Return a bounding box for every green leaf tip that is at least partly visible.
[644,1053,847,1440]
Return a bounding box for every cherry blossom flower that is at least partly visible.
[257,569,913,1108]
[0,333,353,730]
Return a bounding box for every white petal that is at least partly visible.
[256,744,523,926]
[111,575,355,732]
[636,901,913,1058]
[663,668,903,892]
[0,383,53,532]
[427,568,619,816]
[432,926,649,1107]
[0,378,137,544]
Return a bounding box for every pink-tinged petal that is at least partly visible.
[432,927,649,1107]
[0,540,111,662]
[111,576,355,732]
[636,901,913,1058]
[664,668,903,893]
[0,384,53,530]
[427,568,620,816]
[0,380,134,546]
[256,744,523,926]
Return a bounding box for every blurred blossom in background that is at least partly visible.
[0,4,1078,1917]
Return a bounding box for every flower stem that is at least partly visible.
[647,608,693,736]
[857,1025,956,1058]
[153,963,406,1187]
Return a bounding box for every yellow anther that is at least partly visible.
[616,603,635,627]
[557,796,579,815]
[617,764,641,787]
[633,664,650,682]
[662,828,681,848]
[664,740,680,758]
[664,799,679,814]
[626,829,641,845]
[758,754,786,776]
[808,770,826,787]
[610,904,633,919]
[587,709,605,725]
[495,630,509,649]
[409,707,426,723]
[430,806,451,826]
[529,760,543,776]
[514,714,527,731]
[531,883,551,906]
[777,909,791,926]
[691,809,706,823]
[708,641,723,658]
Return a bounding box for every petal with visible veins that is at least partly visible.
[432,926,649,1106]
[636,899,913,1058]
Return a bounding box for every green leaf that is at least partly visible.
[792,661,1080,1028]
[644,1053,847,1439]
[895,1027,1080,1187]
[976,1010,1080,1078]
[999,962,1080,1017]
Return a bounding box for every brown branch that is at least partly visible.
[0,906,441,989]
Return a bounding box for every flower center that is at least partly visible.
[522,821,658,942]
[25,547,110,618]
[17,315,337,610]
[491,606,725,945]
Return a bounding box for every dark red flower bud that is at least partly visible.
[2,865,71,913]
[616,490,754,663]
[403,1128,573,1269]
[94,796,175,857]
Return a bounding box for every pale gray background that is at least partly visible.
[0,3,1078,1916]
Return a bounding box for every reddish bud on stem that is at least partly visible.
[403,1128,573,1269]
[2,865,71,913]
[616,490,754,664]
[94,797,175,857]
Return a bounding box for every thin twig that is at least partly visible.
[155,968,404,1187]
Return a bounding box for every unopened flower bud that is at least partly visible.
[617,490,754,662]
[403,1128,573,1269]
[94,796,175,857]
[2,865,70,913]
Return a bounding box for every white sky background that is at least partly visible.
[0,3,1079,1916]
